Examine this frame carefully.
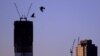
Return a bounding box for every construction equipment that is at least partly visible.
[77,37,80,45]
[70,39,76,56]
[14,2,45,19]
[14,3,21,18]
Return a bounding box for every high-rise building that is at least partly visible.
[76,40,97,56]
[14,18,33,56]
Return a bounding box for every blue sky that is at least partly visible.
[0,0,100,56]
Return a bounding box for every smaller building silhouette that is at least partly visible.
[76,39,97,56]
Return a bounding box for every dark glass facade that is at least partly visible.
[76,40,97,56]
[14,21,33,56]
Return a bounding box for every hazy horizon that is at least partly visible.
[0,0,100,56]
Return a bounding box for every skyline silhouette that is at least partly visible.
[76,39,97,56]
[14,20,33,56]
[0,0,100,56]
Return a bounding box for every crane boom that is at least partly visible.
[14,3,21,18]
[70,39,76,56]
[78,37,80,45]
[27,3,32,17]
[72,39,76,50]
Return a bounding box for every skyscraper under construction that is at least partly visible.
[14,18,33,56]
[76,39,97,56]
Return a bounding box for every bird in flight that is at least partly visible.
[31,6,45,18]
[40,6,45,12]
[31,13,35,18]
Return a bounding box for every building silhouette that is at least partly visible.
[14,18,33,56]
[76,40,97,56]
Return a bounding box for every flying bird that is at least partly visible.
[40,6,45,12]
[31,13,35,18]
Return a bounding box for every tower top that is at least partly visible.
[14,3,32,21]
[20,15,27,21]
[80,39,92,46]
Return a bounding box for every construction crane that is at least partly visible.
[14,3,21,18]
[70,39,76,56]
[14,3,28,21]
[14,2,45,20]
[77,37,80,45]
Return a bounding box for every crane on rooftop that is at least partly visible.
[14,2,46,20]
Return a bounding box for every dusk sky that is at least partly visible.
[0,0,100,56]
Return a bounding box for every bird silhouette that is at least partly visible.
[40,6,45,12]
[31,13,35,18]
